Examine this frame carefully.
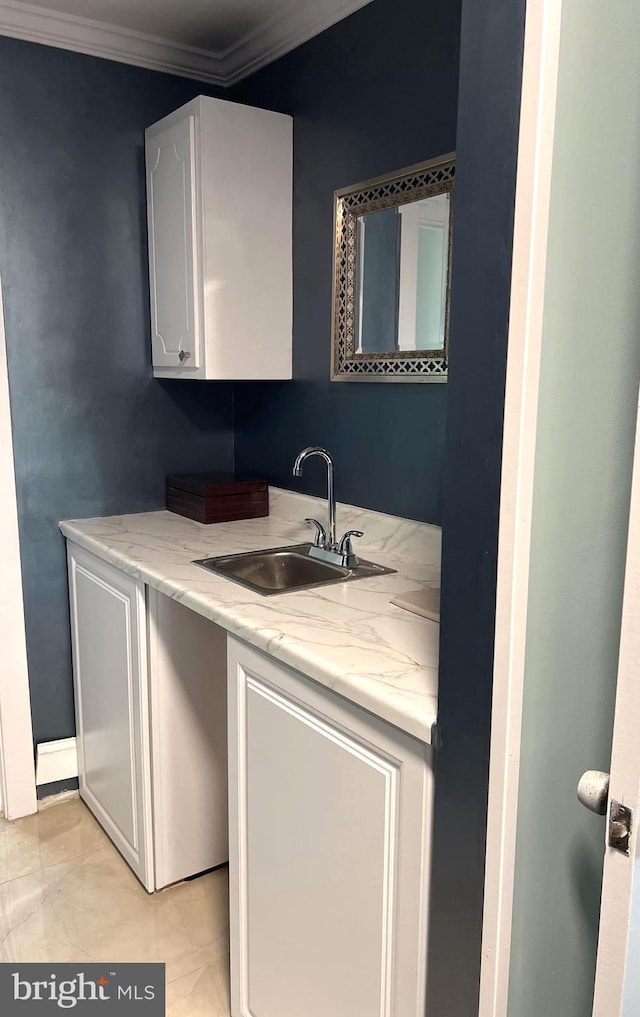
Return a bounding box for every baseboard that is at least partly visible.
[35,737,78,786]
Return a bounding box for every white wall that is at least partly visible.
[507,2,640,1015]
[0,277,37,819]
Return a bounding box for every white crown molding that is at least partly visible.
[0,0,226,85]
[0,0,373,87]
[220,0,374,86]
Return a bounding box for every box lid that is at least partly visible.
[166,471,267,498]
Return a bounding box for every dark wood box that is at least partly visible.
[166,472,269,525]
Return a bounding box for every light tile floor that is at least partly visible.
[0,797,231,1016]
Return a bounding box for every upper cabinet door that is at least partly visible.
[145,115,201,371]
[145,96,292,380]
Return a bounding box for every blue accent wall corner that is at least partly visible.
[230,0,461,525]
[0,36,235,745]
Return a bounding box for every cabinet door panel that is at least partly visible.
[246,676,394,1017]
[146,115,200,370]
[75,566,137,846]
[68,545,153,891]
[229,638,433,1017]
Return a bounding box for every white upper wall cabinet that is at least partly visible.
[145,96,293,380]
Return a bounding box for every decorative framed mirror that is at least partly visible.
[331,153,455,382]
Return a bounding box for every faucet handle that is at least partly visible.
[337,529,363,566]
[305,518,328,548]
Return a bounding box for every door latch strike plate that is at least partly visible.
[608,800,632,854]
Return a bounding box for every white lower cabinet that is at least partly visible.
[228,636,435,1017]
[67,543,228,891]
[67,543,434,1014]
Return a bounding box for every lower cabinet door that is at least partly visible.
[228,637,434,1017]
[67,544,154,891]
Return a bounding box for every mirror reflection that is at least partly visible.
[355,192,451,355]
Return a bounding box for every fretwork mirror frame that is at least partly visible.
[331,152,455,383]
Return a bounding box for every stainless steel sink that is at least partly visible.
[193,543,395,596]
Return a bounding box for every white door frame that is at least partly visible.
[590,384,640,1014]
[478,0,563,1013]
[0,276,37,819]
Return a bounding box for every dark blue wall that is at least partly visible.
[429,1,526,1015]
[0,0,460,756]
[0,36,234,747]
[230,0,460,524]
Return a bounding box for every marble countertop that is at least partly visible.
[60,488,440,744]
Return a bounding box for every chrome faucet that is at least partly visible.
[292,446,363,567]
[293,446,337,549]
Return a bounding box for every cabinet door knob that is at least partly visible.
[178,350,191,363]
